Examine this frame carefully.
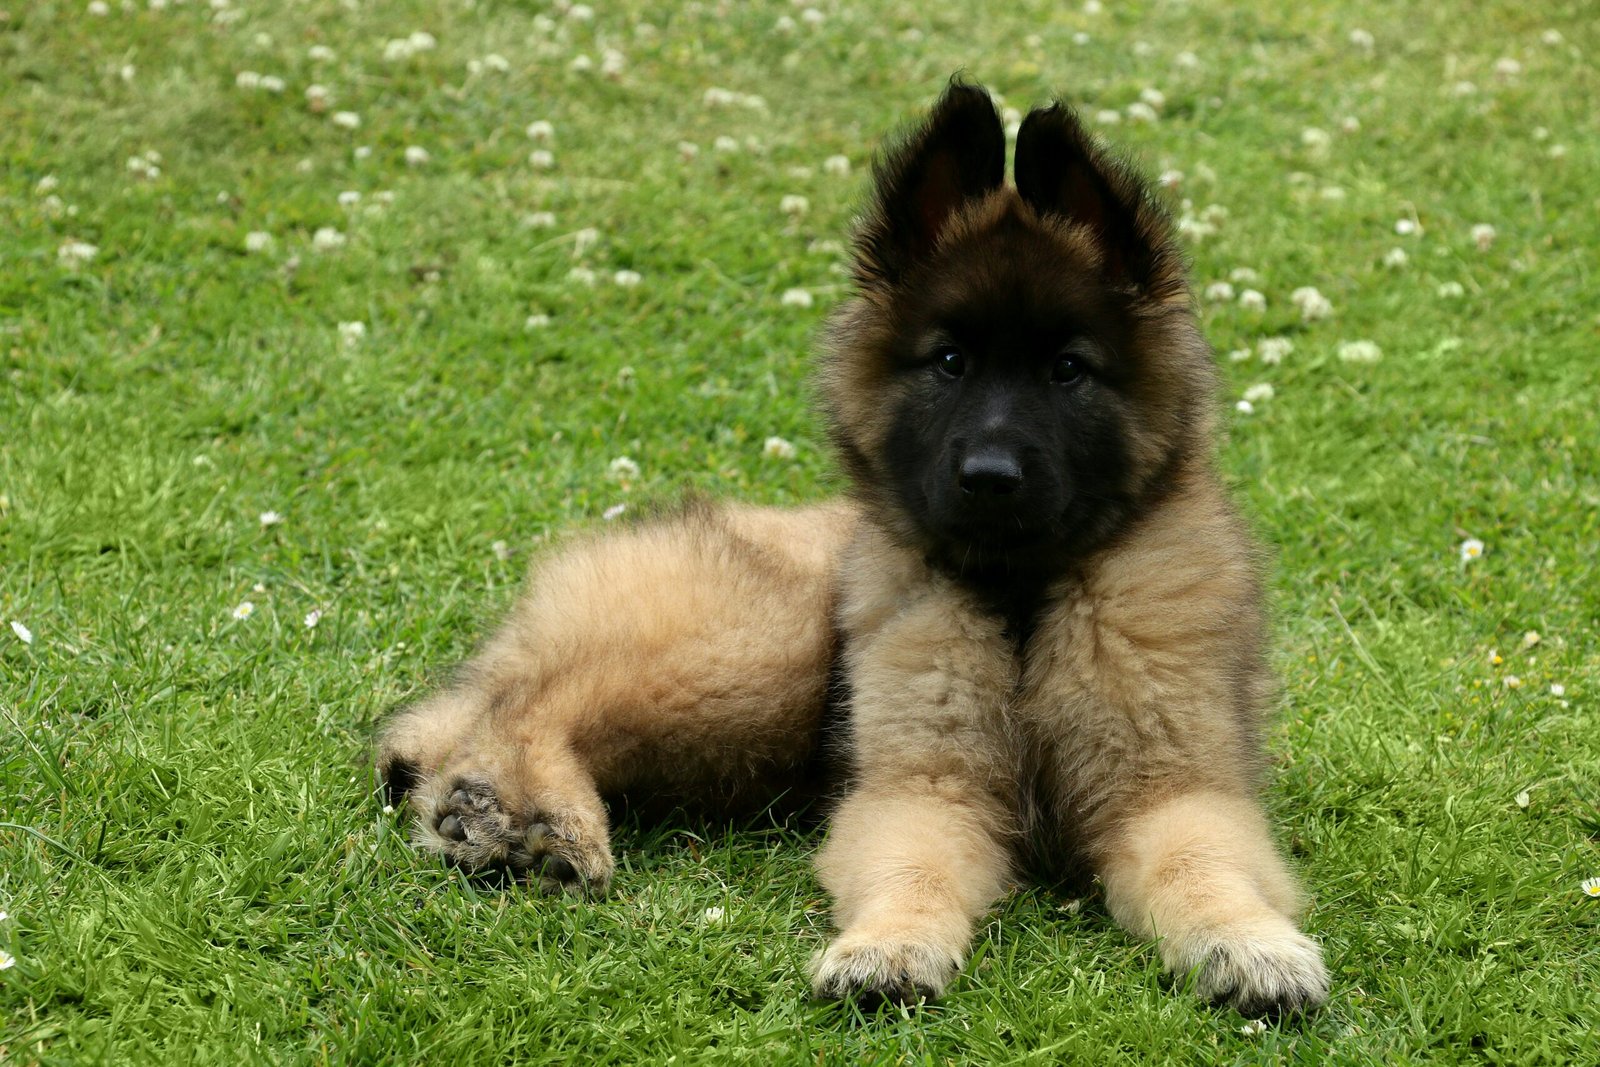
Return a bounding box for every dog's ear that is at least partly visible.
[1014,103,1180,295]
[853,80,1005,287]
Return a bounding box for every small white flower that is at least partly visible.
[1243,383,1275,404]
[1240,1019,1268,1036]
[259,510,285,527]
[0,909,8,920]
[703,87,738,107]
[1139,87,1166,109]
[10,620,32,645]
[304,609,322,629]
[613,270,641,287]
[568,54,594,73]
[35,175,59,194]
[1541,29,1564,46]
[1395,217,1419,236]
[801,7,824,25]
[1227,349,1251,363]
[608,456,641,480]
[1237,289,1266,312]
[1258,337,1293,364]
[58,240,100,268]
[1229,267,1259,284]
[232,601,256,621]
[1158,169,1184,190]
[331,111,361,130]
[336,190,361,209]
[1521,630,1541,649]
[1235,399,1255,415]
[1471,223,1496,251]
[1300,127,1331,153]
[1582,877,1600,898]
[1459,537,1485,563]
[602,503,627,521]
[235,70,262,90]
[1504,675,1522,689]
[573,228,600,256]
[1348,28,1375,50]
[1340,115,1361,134]
[781,288,814,309]
[601,49,626,78]
[1514,790,1530,809]
[524,313,552,330]
[383,40,414,61]
[763,436,797,460]
[526,120,554,141]
[0,948,14,970]
[1125,102,1158,123]
[677,141,700,161]
[404,145,430,167]
[567,266,597,286]
[338,321,366,348]
[702,906,726,923]
[408,31,437,51]
[381,803,395,815]
[1383,247,1409,268]
[1437,281,1466,299]
[1337,340,1382,364]
[1073,31,1091,46]
[823,154,851,177]
[491,540,512,562]
[305,84,331,111]
[1550,683,1566,697]
[311,227,346,252]
[522,211,557,229]
[774,14,797,33]
[259,75,286,94]
[1093,109,1122,125]
[1291,286,1334,321]
[1493,57,1522,77]
[529,149,555,169]
[308,45,336,62]
[567,4,595,21]
[244,231,274,253]
[712,135,740,153]
[1203,281,1235,302]
[88,0,110,14]
[780,194,810,217]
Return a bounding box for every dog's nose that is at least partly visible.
[958,448,1024,496]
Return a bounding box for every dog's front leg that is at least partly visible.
[811,585,1019,1005]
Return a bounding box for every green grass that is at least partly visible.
[3,0,1597,1062]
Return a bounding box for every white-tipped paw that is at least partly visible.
[1175,920,1329,1016]
[810,930,962,1006]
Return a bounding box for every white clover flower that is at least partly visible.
[1471,223,1496,250]
[1450,80,1478,97]
[10,620,32,645]
[703,87,738,107]
[529,149,555,169]
[1541,29,1564,45]
[35,175,59,194]
[1383,247,1408,268]
[1158,169,1184,190]
[88,0,110,14]
[1300,127,1331,153]
[1348,28,1375,50]
[1337,339,1381,364]
[774,14,796,33]
[302,608,323,629]
[526,120,555,141]
[608,456,641,481]
[613,270,641,287]
[601,49,626,78]
[58,240,100,268]
[1493,57,1522,77]
[1227,349,1251,363]
[1583,877,1600,898]
[763,436,797,460]
[801,7,824,24]
[305,85,331,112]
[1139,87,1166,109]
[1240,1019,1268,1036]
[1550,683,1565,697]
[491,540,512,562]
[308,45,336,62]
[1437,281,1466,299]
[331,110,361,130]
[259,75,286,94]
[1395,217,1419,236]
[408,30,437,51]
[244,231,274,253]
[259,510,285,527]
[823,154,851,177]
[781,288,814,309]
[1340,115,1361,134]
[235,70,262,89]
[1243,383,1275,404]
[1072,31,1091,45]
[1203,281,1235,302]
[1237,289,1266,312]
[1515,790,1530,809]
[780,194,810,216]
[522,211,556,229]
[1125,102,1158,123]
[702,906,726,923]
[524,313,552,330]
[677,141,700,161]
[602,503,626,521]
[568,54,594,73]
[712,135,739,153]
[335,191,361,210]
[573,227,600,256]
[337,321,366,348]
[1291,286,1334,321]
[567,3,595,20]
[1521,630,1541,649]
[1174,49,1200,69]
[482,54,511,73]
[567,267,597,286]
[1229,267,1259,284]
[1460,537,1485,563]
[1093,109,1122,125]
[311,227,346,252]
[404,145,431,167]
[1258,337,1293,364]
[1235,399,1255,415]
[232,601,256,621]
[1504,675,1522,689]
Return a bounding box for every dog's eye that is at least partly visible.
[936,349,966,379]
[1050,355,1085,385]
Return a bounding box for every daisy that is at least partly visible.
[1550,683,1566,697]
[1459,537,1485,563]
[304,609,323,629]
[259,510,285,527]
[232,601,256,621]
[1582,877,1600,898]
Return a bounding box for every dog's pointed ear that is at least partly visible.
[1014,103,1180,294]
[853,81,1005,287]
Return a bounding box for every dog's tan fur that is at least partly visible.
[378,84,1327,1015]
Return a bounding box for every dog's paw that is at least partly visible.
[413,777,613,897]
[1180,920,1329,1017]
[810,930,962,1007]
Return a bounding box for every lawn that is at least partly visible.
[2,0,1597,1062]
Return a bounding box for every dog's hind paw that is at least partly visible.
[1182,920,1329,1018]
[413,776,613,897]
[810,930,963,1007]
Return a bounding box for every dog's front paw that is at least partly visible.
[810,929,963,1006]
[413,776,614,897]
[1179,919,1329,1017]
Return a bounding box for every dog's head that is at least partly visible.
[820,80,1217,579]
